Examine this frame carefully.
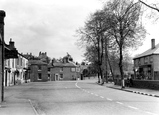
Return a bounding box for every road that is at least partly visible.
[4,79,159,115]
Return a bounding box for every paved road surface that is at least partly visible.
[3,80,159,115]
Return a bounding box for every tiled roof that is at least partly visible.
[29,60,47,65]
[134,43,159,59]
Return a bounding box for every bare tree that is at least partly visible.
[76,10,106,84]
[103,0,146,88]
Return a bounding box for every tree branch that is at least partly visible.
[139,0,159,12]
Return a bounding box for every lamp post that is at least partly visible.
[0,10,6,103]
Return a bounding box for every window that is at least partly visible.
[71,68,75,72]
[76,67,80,72]
[48,74,50,80]
[48,68,50,72]
[17,57,19,65]
[12,59,14,68]
[138,59,141,65]
[20,57,22,66]
[60,67,63,72]
[144,56,149,64]
[8,60,10,68]
[38,73,42,80]
[149,56,153,63]
[60,74,63,79]
[38,66,41,70]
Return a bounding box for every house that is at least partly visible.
[29,60,48,82]
[50,54,80,81]
[4,39,29,86]
[133,39,159,90]
[133,39,159,80]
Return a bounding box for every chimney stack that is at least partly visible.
[151,39,155,49]
[9,38,15,49]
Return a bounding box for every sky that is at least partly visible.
[131,0,159,57]
[0,0,102,63]
[1,0,159,63]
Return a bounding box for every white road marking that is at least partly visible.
[100,96,104,98]
[145,111,158,115]
[65,87,67,88]
[28,99,39,115]
[75,82,81,89]
[91,93,94,95]
[106,98,112,101]
[128,106,139,110]
[116,102,123,105]
[94,94,98,96]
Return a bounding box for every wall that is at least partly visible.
[63,67,76,80]
[115,79,159,90]
[30,65,48,82]
[50,67,77,81]
[132,80,159,90]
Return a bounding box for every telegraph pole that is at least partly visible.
[104,37,108,83]
[0,10,6,103]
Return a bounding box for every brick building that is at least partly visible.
[50,54,80,81]
[29,60,48,82]
[133,39,159,80]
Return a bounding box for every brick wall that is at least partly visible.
[30,65,48,82]
[115,79,159,90]
[132,80,159,90]
[51,67,77,80]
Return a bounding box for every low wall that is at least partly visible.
[114,79,159,90]
[132,80,159,90]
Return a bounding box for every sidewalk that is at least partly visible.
[98,82,159,98]
[0,85,36,115]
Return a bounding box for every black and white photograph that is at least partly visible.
[0,0,159,115]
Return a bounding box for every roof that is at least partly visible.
[29,60,47,65]
[133,43,159,59]
[53,62,76,67]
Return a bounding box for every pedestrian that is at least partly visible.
[126,77,130,87]
[129,77,133,87]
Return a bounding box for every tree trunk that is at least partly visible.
[99,66,104,84]
[119,46,124,88]
[107,54,114,81]
[97,72,100,83]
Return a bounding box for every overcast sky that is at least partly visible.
[1,0,102,62]
[1,0,159,63]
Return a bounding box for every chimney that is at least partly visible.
[39,51,41,56]
[151,39,155,49]
[9,38,15,49]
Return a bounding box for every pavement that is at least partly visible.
[98,82,159,98]
[0,84,36,115]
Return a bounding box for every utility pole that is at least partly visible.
[0,10,6,103]
[104,37,108,83]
